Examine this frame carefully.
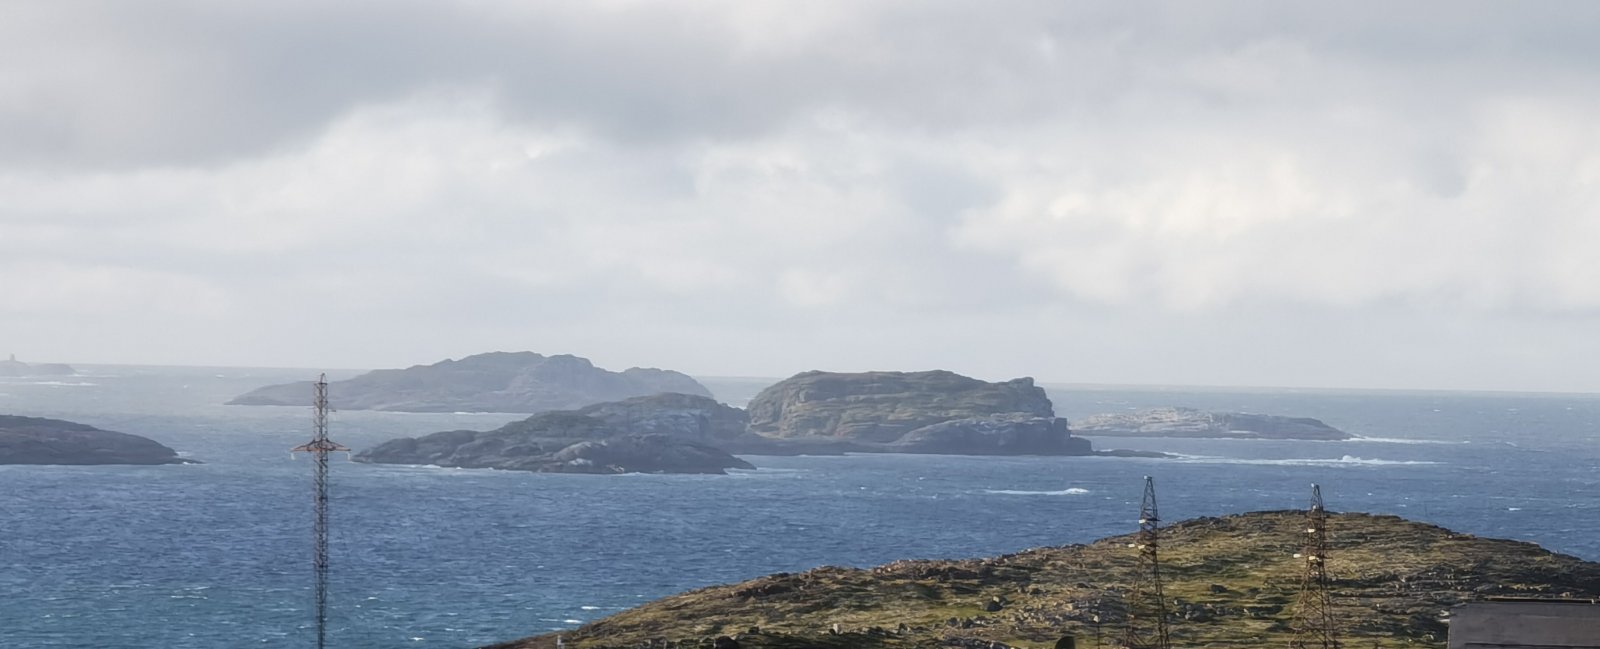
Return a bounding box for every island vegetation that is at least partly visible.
[485,511,1597,648]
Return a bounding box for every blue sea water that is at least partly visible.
[2,367,1599,648]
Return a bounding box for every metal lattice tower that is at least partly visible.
[1289,484,1340,649]
[1120,476,1170,649]
[291,374,348,649]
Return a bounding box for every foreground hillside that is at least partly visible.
[487,511,1600,648]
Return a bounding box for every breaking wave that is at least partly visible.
[1173,455,1439,467]
[984,487,1092,496]
[1348,435,1460,445]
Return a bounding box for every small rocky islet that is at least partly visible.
[1074,407,1351,440]
[485,511,1599,649]
[0,355,76,377]
[0,415,196,465]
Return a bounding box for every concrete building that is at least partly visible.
[1449,601,1600,649]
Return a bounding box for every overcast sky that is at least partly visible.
[3,1,1599,392]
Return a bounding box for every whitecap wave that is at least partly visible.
[1348,436,1459,445]
[1174,455,1439,467]
[31,381,98,387]
[985,487,1092,496]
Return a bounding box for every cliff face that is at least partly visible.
[746,371,1056,442]
[736,371,1086,457]
[0,415,195,465]
[354,394,754,474]
[226,352,713,413]
[487,511,1600,649]
[1075,407,1351,440]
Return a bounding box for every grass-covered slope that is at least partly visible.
[485,511,1600,649]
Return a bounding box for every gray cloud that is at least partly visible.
[2,1,1598,391]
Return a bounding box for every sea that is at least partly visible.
[2,366,1598,648]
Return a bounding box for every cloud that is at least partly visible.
[1,1,1599,389]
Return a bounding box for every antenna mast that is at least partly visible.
[1289,484,1340,649]
[1121,476,1170,649]
[291,374,348,649]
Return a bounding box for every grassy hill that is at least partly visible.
[485,511,1600,648]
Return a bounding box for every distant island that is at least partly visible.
[355,369,1112,474]
[227,351,712,413]
[739,370,1091,456]
[1075,407,1351,440]
[486,511,1597,648]
[0,354,75,377]
[0,415,196,465]
[355,393,754,474]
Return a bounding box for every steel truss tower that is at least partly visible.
[1121,476,1171,649]
[291,374,348,649]
[1289,484,1340,649]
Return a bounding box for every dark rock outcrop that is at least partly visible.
[227,351,712,413]
[0,356,75,377]
[354,393,754,474]
[0,415,195,465]
[890,415,1090,456]
[1075,407,1350,440]
[747,371,1056,442]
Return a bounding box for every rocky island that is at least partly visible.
[227,351,712,413]
[486,511,1598,648]
[354,370,1109,472]
[0,354,75,377]
[354,393,754,474]
[0,415,196,465]
[740,370,1091,456]
[1075,407,1351,440]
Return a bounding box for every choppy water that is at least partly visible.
[2,367,1598,647]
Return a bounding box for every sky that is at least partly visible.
[2,1,1599,392]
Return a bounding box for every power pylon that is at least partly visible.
[1289,484,1339,649]
[1121,476,1170,649]
[291,374,348,649]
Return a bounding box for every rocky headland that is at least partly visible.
[1075,407,1351,440]
[0,355,76,377]
[227,352,712,413]
[0,415,196,465]
[486,511,1599,649]
[354,393,754,474]
[740,371,1090,456]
